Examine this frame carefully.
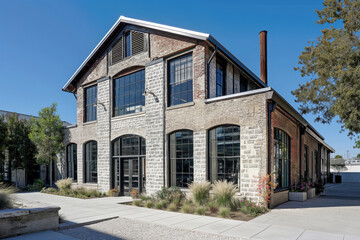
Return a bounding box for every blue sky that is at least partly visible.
[0,0,357,158]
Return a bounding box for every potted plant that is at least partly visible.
[108,188,119,197]
[130,189,139,199]
[289,183,308,201]
[306,182,316,199]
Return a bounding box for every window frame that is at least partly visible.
[216,59,226,97]
[66,143,77,181]
[84,85,97,122]
[113,69,146,117]
[208,125,240,186]
[167,53,194,107]
[273,128,291,191]
[169,130,194,188]
[84,141,98,184]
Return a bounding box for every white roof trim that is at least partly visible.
[62,16,209,91]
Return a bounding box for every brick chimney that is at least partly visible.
[259,31,268,85]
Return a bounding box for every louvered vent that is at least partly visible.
[131,31,145,55]
[111,36,123,64]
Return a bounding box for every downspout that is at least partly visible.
[163,60,166,187]
[207,47,217,98]
[267,101,277,175]
[267,101,276,208]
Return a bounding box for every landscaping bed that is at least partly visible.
[123,181,267,221]
[41,178,106,199]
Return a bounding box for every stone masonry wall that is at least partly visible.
[144,60,165,195]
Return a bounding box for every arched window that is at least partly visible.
[209,125,240,184]
[169,130,193,187]
[84,141,97,183]
[66,143,77,181]
[273,128,291,189]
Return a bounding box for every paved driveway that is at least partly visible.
[251,183,360,237]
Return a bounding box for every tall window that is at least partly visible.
[304,145,308,180]
[67,143,77,181]
[209,125,240,184]
[169,130,194,187]
[113,70,145,116]
[168,54,193,106]
[85,85,97,122]
[274,128,291,189]
[85,141,97,183]
[216,61,225,97]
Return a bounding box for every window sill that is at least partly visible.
[274,188,290,193]
[83,120,97,126]
[112,111,145,121]
[167,102,195,111]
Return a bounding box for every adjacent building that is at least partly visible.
[58,16,334,207]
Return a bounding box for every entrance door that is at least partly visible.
[114,157,145,196]
[122,157,139,196]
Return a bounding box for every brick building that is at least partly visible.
[58,16,334,206]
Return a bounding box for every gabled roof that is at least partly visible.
[62,16,267,92]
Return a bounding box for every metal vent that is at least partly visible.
[111,36,123,64]
[131,31,145,55]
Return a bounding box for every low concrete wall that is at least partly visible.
[270,190,289,208]
[333,173,360,183]
[0,206,60,238]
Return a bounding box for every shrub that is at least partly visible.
[212,180,237,207]
[168,203,178,212]
[140,195,151,201]
[155,186,186,205]
[181,204,193,214]
[41,187,57,194]
[0,183,15,210]
[108,188,119,197]
[188,181,211,206]
[229,198,239,212]
[155,201,163,209]
[219,207,230,218]
[145,201,153,208]
[55,178,73,191]
[208,201,218,214]
[239,199,267,216]
[196,206,206,215]
[133,200,142,206]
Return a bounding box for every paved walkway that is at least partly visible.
[11,184,360,240]
[252,183,360,238]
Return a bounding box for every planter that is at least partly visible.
[335,175,342,183]
[289,191,307,201]
[110,191,119,197]
[307,188,316,199]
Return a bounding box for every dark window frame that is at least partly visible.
[273,128,291,190]
[169,130,194,188]
[208,125,240,185]
[168,53,193,106]
[66,143,77,181]
[113,69,145,117]
[84,141,97,183]
[84,85,97,122]
[216,60,226,97]
[124,31,131,58]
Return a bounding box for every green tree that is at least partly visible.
[0,116,7,165]
[357,153,360,159]
[292,0,360,147]
[334,155,343,159]
[29,103,64,187]
[6,113,37,186]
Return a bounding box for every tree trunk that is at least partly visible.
[50,159,53,188]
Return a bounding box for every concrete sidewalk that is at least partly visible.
[12,191,360,240]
